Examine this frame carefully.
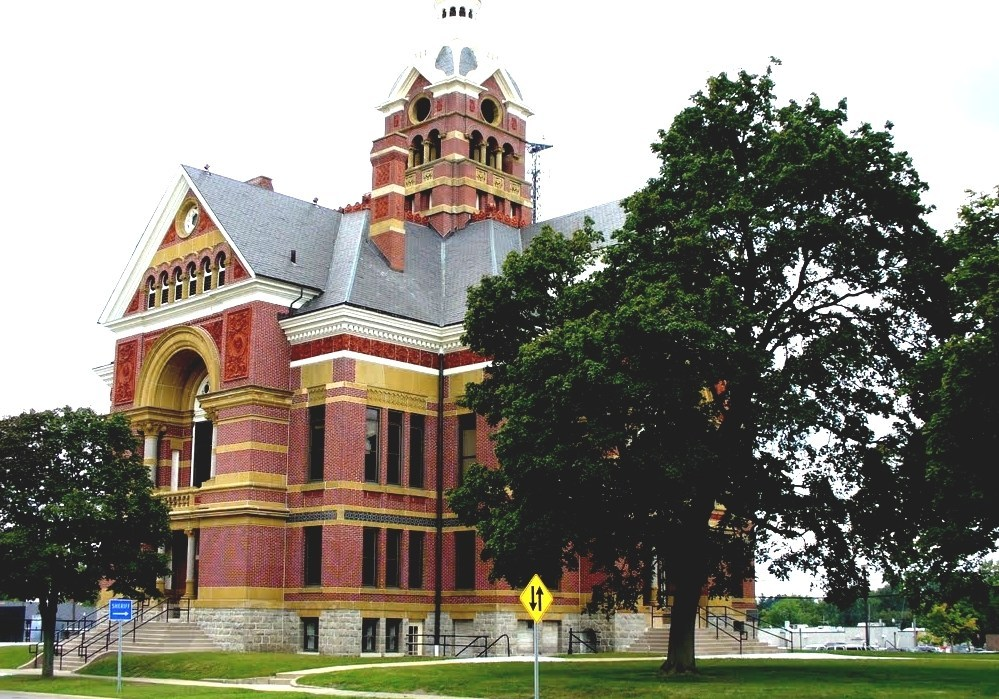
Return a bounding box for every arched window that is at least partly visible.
[147,277,156,309]
[428,129,442,161]
[216,252,226,287]
[202,258,213,292]
[190,376,214,487]
[468,9,473,17]
[174,268,183,300]
[160,272,169,305]
[502,143,515,174]
[187,262,197,297]
[486,137,499,169]
[411,135,425,167]
[441,8,446,17]
[469,131,484,163]
[459,6,466,16]
[450,7,456,16]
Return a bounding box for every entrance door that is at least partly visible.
[406,623,423,656]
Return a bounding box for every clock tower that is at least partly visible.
[368,0,533,270]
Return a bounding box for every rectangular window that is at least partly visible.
[458,413,477,483]
[302,617,319,652]
[409,414,425,488]
[361,618,379,653]
[385,618,402,654]
[362,527,379,587]
[408,530,425,589]
[365,407,380,483]
[454,530,476,590]
[387,410,402,485]
[386,529,402,588]
[308,404,325,482]
[303,526,322,586]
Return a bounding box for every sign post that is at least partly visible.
[519,574,552,699]
[108,599,133,694]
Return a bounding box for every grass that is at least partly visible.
[0,644,33,669]
[300,654,999,698]
[83,650,439,679]
[1,651,997,698]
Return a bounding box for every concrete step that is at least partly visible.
[626,626,785,656]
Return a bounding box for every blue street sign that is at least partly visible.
[108,598,133,622]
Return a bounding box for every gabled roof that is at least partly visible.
[102,166,626,331]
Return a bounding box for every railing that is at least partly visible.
[32,596,191,670]
[567,627,598,654]
[405,632,510,658]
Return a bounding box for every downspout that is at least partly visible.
[433,351,445,653]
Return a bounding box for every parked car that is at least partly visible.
[913,644,940,652]
[823,641,848,650]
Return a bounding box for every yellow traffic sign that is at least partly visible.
[519,574,553,622]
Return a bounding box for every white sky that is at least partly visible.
[1,1,995,597]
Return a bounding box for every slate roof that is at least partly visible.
[186,166,627,328]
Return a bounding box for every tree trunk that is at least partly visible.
[38,593,57,679]
[659,571,702,675]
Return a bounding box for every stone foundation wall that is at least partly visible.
[193,608,299,652]
[319,609,362,655]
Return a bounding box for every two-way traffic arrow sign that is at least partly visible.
[519,574,553,623]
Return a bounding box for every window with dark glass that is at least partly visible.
[365,407,380,482]
[409,414,425,488]
[302,617,319,652]
[160,271,169,305]
[303,526,322,586]
[361,618,378,653]
[147,277,156,309]
[216,252,226,287]
[308,404,325,482]
[458,413,477,483]
[385,529,401,587]
[387,410,402,485]
[454,530,475,589]
[385,618,402,653]
[187,262,197,296]
[202,258,212,291]
[362,527,379,587]
[408,530,424,589]
[173,268,183,301]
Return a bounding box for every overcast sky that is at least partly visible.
[1,1,995,597]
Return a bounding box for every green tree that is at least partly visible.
[901,189,999,579]
[758,597,834,627]
[0,408,169,677]
[450,63,940,675]
[921,602,979,646]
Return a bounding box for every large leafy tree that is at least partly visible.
[0,408,169,677]
[450,63,941,675]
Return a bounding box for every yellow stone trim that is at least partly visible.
[370,145,409,159]
[214,441,289,455]
[136,326,222,411]
[203,472,287,489]
[193,586,285,603]
[149,229,226,268]
[369,219,405,237]
[169,510,288,527]
[199,385,293,414]
[371,184,407,198]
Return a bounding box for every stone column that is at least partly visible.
[143,432,159,485]
[184,529,197,599]
[171,449,180,491]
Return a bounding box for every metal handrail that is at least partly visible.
[567,627,598,654]
[478,633,511,657]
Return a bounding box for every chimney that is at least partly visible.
[245,175,274,191]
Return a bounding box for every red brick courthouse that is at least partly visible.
[98,0,755,655]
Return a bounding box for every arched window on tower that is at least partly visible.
[450,7,457,16]
[468,9,473,17]
[428,129,442,161]
[174,267,183,301]
[459,6,466,16]
[411,135,425,167]
[202,258,213,292]
[160,271,170,305]
[486,137,499,169]
[216,252,226,287]
[469,131,484,163]
[502,144,515,174]
[441,8,446,17]
[147,276,156,309]
[187,262,197,297]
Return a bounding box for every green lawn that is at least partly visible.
[2,652,997,698]
[0,644,33,669]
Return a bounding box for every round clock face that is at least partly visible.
[183,205,199,236]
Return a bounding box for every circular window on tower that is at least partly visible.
[411,96,433,123]
[480,97,501,126]
[176,199,200,238]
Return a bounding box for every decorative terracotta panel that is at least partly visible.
[223,308,252,381]
[113,339,138,405]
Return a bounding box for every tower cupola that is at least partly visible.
[367,0,533,271]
